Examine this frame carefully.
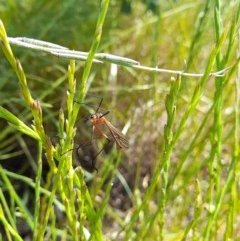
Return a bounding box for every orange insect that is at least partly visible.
[85,98,129,149]
[75,98,129,172]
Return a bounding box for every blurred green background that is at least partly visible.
[0,0,239,240]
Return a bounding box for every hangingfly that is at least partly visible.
[74,98,128,172]
[88,112,129,150]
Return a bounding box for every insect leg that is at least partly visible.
[95,98,103,113]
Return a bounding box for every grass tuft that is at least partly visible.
[0,0,239,240]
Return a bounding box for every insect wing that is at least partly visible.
[105,120,129,149]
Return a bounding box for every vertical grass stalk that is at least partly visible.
[33,141,43,240]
